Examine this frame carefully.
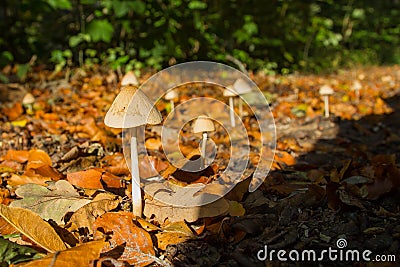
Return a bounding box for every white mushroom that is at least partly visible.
[164,90,179,111]
[223,87,237,127]
[193,115,215,169]
[22,93,35,114]
[232,78,252,117]
[104,75,162,217]
[319,85,334,118]
[121,70,139,87]
[351,80,362,103]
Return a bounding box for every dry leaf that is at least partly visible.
[4,150,29,163]
[67,168,104,189]
[13,240,107,267]
[0,205,67,252]
[93,212,155,266]
[67,196,121,233]
[228,201,246,216]
[156,221,196,250]
[144,197,229,223]
[8,174,51,187]
[10,180,91,224]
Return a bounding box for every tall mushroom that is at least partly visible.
[104,75,162,216]
[319,85,334,118]
[22,93,35,115]
[193,115,215,169]
[223,87,237,127]
[164,89,179,112]
[351,80,362,103]
[232,78,252,118]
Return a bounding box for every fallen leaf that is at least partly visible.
[144,197,229,223]
[4,150,29,163]
[67,168,104,189]
[67,195,121,233]
[228,201,246,216]
[93,212,155,266]
[10,180,91,224]
[8,174,51,187]
[0,205,67,252]
[2,102,23,120]
[26,149,52,170]
[13,240,107,267]
[156,221,196,250]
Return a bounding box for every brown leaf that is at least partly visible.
[93,212,155,266]
[0,204,67,252]
[7,174,51,187]
[2,102,23,120]
[156,221,196,250]
[26,149,52,170]
[67,195,121,233]
[13,240,107,267]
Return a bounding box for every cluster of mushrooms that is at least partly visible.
[105,72,363,217]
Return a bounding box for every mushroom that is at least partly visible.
[104,76,162,217]
[223,87,237,127]
[232,78,252,118]
[319,85,334,118]
[121,70,139,87]
[192,115,215,169]
[351,80,362,103]
[164,89,179,111]
[22,93,35,114]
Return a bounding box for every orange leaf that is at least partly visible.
[93,212,155,266]
[4,150,29,163]
[2,102,23,121]
[67,168,104,189]
[26,149,52,170]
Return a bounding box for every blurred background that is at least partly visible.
[0,0,399,77]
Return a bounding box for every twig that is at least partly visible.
[226,55,249,76]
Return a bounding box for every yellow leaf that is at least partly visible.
[228,201,245,216]
[13,240,107,267]
[0,205,67,252]
[11,119,27,127]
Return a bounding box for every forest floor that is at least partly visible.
[0,65,399,266]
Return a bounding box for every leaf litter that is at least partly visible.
[0,65,399,265]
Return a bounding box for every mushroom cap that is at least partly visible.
[351,80,362,91]
[319,85,334,95]
[22,93,35,105]
[193,115,215,134]
[233,78,252,94]
[121,71,139,87]
[165,90,179,100]
[104,85,162,128]
[223,86,237,97]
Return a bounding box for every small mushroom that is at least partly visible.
[121,70,139,87]
[351,80,362,103]
[193,115,215,169]
[164,90,179,111]
[22,93,35,114]
[232,78,252,118]
[105,75,162,217]
[223,87,237,127]
[319,85,334,118]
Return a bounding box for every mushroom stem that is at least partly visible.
[238,98,243,118]
[324,95,330,118]
[355,90,360,103]
[201,132,208,168]
[229,97,235,127]
[170,99,175,111]
[130,129,142,216]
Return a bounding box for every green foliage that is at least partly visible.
[0,0,399,73]
[0,236,42,266]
